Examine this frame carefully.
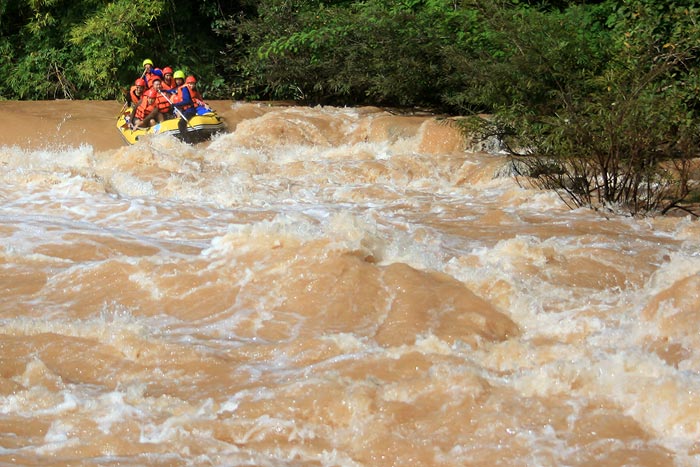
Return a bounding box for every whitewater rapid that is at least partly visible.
[0,101,699,466]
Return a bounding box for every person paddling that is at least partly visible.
[185,75,209,110]
[166,75,199,141]
[172,76,198,119]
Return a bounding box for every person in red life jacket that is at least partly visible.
[161,67,176,91]
[129,78,146,108]
[149,78,173,119]
[130,88,159,129]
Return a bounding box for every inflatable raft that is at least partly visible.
[116,105,226,145]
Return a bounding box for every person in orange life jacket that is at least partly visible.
[149,78,173,119]
[129,78,146,108]
[161,67,176,91]
[130,88,159,129]
[172,75,210,111]
[127,85,147,125]
[185,75,209,109]
[171,75,200,139]
[160,70,185,97]
[160,71,182,99]
[172,75,199,120]
[141,58,155,88]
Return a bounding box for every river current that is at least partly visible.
[0,100,699,466]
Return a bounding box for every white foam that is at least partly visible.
[4,104,700,464]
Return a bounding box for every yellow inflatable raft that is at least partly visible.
[116,106,226,145]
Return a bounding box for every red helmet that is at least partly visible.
[163,67,173,75]
[185,75,197,84]
[145,88,158,98]
[135,78,146,87]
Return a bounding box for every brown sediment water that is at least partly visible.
[0,100,698,466]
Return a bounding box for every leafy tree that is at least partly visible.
[1,0,79,99]
[221,0,484,107]
[0,0,238,100]
[69,0,166,99]
[464,0,700,215]
[443,1,615,113]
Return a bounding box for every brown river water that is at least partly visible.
[0,100,699,466]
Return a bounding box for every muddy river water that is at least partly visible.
[0,100,699,466]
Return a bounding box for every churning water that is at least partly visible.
[0,100,699,466]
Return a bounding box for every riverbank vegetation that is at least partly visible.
[1,0,698,215]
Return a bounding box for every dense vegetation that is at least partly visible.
[1,0,698,215]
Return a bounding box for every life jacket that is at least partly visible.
[155,93,172,115]
[129,86,143,106]
[173,85,196,111]
[135,97,156,120]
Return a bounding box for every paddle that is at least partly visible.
[117,100,128,119]
[157,89,190,124]
[116,86,131,120]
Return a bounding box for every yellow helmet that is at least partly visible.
[173,70,185,79]
[143,58,154,67]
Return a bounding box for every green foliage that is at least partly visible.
[69,0,165,99]
[1,0,73,98]
[0,0,237,100]
[466,0,700,215]
[224,0,484,107]
[443,1,615,113]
